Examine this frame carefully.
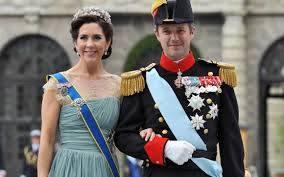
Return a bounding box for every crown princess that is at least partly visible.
[72,6,112,25]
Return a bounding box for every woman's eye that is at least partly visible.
[94,35,102,40]
[80,36,87,40]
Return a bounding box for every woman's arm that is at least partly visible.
[37,89,60,177]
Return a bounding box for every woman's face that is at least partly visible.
[74,22,110,63]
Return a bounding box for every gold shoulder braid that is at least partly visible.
[217,62,237,87]
[121,63,156,96]
[24,146,37,167]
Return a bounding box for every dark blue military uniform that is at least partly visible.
[115,0,245,176]
[114,59,245,177]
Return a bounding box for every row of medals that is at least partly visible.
[174,70,221,131]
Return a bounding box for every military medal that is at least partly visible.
[190,113,206,130]
[187,94,205,111]
[208,104,219,120]
[174,69,183,88]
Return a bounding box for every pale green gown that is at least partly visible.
[44,72,121,177]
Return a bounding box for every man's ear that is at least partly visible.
[189,25,196,39]
[154,27,160,41]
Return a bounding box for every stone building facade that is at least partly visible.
[0,0,283,177]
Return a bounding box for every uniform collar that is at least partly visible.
[160,52,195,72]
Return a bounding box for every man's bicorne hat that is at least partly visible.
[151,0,194,25]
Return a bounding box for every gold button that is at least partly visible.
[158,117,164,123]
[206,98,213,104]
[156,161,160,164]
[146,159,149,162]
[208,72,213,76]
[204,129,209,134]
[218,88,222,93]
[145,163,149,167]
[206,114,211,119]
[154,104,159,109]
[162,129,168,135]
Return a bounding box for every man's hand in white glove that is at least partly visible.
[164,140,196,165]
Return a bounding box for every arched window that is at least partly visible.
[0,34,70,177]
[259,37,284,177]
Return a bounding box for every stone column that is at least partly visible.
[222,14,247,124]
[221,14,248,166]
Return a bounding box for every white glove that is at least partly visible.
[164,140,196,165]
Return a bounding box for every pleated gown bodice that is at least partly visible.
[48,97,120,177]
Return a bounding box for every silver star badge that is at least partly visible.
[190,113,206,130]
[188,94,205,111]
[208,103,219,119]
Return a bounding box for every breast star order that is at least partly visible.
[208,103,219,119]
[190,113,206,130]
[187,94,205,111]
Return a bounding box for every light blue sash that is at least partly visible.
[146,69,222,177]
[49,73,120,177]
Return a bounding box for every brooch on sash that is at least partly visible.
[71,98,86,119]
[57,82,72,97]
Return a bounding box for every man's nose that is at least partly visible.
[170,33,179,41]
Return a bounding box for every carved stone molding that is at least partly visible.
[248,0,284,14]
[0,0,250,15]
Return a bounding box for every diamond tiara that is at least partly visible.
[72,6,112,25]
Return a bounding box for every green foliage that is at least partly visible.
[124,35,160,72]
[274,115,284,164]
[277,116,284,146]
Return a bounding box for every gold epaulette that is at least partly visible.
[24,146,37,167]
[217,62,237,87]
[121,63,156,96]
[199,58,237,87]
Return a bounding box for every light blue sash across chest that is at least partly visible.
[146,68,222,177]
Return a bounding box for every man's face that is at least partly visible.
[31,136,40,145]
[155,23,194,61]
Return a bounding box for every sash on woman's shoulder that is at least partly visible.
[49,72,120,177]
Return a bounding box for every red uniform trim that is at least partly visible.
[160,52,195,72]
[144,136,168,166]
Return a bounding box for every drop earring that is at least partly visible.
[104,49,108,55]
[73,47,80,57]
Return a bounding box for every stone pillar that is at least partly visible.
[221,13,248,164]
[222,14,247,123]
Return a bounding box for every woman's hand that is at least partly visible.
[139,128,156,141]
